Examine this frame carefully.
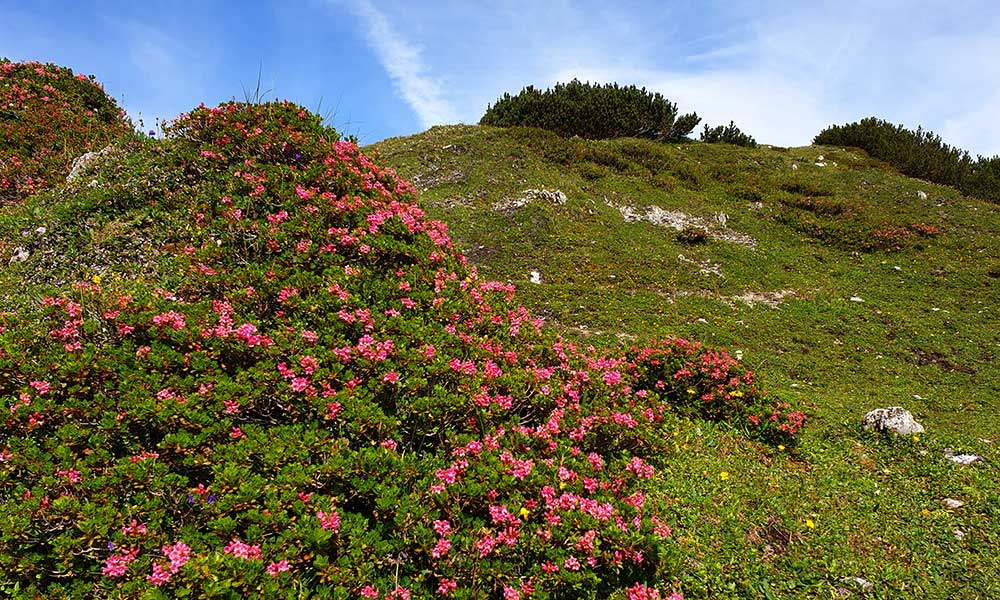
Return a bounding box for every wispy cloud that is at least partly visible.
[345,0,460,129]
[104,17,207,125]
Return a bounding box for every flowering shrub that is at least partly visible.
[0,59,132,204]
[0,95,800,598]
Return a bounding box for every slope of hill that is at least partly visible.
[373,125,1000,597]
[0,56,997,597]
[373,125,1000,437]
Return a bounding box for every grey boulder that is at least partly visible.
[861,406,924,435]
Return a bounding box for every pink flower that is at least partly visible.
[267,559,290,577]
[147,562,172,586]
[503,587,521,600]
[563,556,581,571]
[431,537,451,558]
[625,457,654,479]
[223,539,262,560]
[122,519,147,536]
[58,469,81,484]
[360,585,379,598]
[163,541,190,573]
[29,380,50,394]
[317,509,341,532]
[387,587,411,600]
[101,548,138,578]
[382,370,400,384]
[437,578,457,595]
[603,370,623,386]
[432,519,452,535]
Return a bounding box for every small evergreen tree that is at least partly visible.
[700,121,757,147]
[480,79,700,142]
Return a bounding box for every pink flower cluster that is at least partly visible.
[223,539,262,560]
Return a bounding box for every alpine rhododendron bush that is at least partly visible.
[0,88,803,598]
[0,59,132,205]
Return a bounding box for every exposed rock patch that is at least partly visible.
[493,188,567,213]
[66,145,116,183]
[861,407,924,435]
[605,197,757,247]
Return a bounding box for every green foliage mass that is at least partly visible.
[480,79,701,142]
[700,121,757,148]
[814,117,1000,203]
[0,63,800,599]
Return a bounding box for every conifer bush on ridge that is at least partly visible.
[0,63,802,599]
[480,80,701,143]
[814,117,1000,203]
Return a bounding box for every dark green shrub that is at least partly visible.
[481,79,700,142]
[814,117,1000,203]
[700,121,757,148]
[0,59,133,205]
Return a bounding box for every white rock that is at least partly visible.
[9,247,30,264]
[849,296,864,303]
[817,155,825,161]
[954,529,966,540]
[838,576,873,592]
[529,271,542,284]
[67,145,114,182]
[917,190,928,201]
[815,162,826,167]
[861,407,925,435]
[944,448,981,465]
[34,226,47,235]
[493,188,567,212]
[943,498,964,509]
[791,163,799,171]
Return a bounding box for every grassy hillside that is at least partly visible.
[374,125,1000,597]
[1,57,997,596]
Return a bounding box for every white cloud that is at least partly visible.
[346,0,460,129]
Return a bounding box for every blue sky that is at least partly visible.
[3,1,999,156]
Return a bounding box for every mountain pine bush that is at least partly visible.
[814,117,1000,203]
[699,121,757,148]
[1,68,802,597]
[481,80,701,143]
[0,59,133,205]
